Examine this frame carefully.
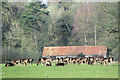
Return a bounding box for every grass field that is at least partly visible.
[2,63,118,78]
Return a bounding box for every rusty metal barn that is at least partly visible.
[42,46,107,59]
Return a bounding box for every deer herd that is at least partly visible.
[5,56,114,67]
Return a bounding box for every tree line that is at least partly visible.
[1,2,118,62]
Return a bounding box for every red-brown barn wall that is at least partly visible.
[42,46,107,56]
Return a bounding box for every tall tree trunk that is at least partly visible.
[34,14,38,57]
[34,32,38,56]
[94,25,97,45]
[84,34,87,46]
[81,26,87,46]
[48,20,55,36]
[20,28,25,57]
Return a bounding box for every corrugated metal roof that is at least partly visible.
[43,46,107,56]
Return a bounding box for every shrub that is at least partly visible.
[77,52,85,57]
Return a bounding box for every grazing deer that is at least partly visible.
[37,57,52,66]
[5,63,15,67]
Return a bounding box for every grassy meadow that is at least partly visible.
[1,63,118,78]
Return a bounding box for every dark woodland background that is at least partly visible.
[1,2,118,62]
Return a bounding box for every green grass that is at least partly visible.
[2,63,118,78]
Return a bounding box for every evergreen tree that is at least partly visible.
[20,2,49,57]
